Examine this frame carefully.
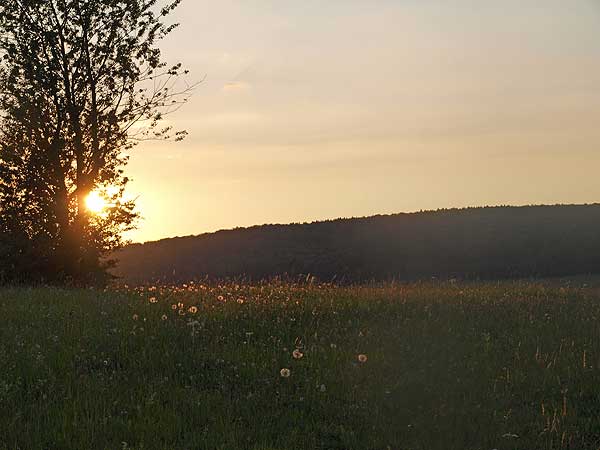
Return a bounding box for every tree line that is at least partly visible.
[113,204,600,284]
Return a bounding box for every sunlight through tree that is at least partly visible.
[0,0,195,283]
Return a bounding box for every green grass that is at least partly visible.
[2,280,600,449]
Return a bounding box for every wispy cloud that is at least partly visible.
[222,81,250,93]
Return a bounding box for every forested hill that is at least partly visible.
[112,204,600,283]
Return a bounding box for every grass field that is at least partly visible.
[2,280,600,450]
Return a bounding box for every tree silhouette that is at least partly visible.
[0,0,193,284]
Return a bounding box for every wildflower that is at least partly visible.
[188,306,198,314]
[330,343,337,349]
[161,314,168,321]
[217,295,224,301]
[177,302,184,309]
[280,368,291,378]
[171,304,177,310]
[149,297,158,303]
[319,384,326,392]
[132,314,139,321]
[358,354,368,363]
[178,309,186,316]
[292,349,304,359]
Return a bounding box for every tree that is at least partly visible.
[0,0,193,284]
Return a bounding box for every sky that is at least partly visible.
[125,0,600,242]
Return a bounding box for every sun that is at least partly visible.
[85,191,107,214]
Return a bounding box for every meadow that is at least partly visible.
[2,280,600,450]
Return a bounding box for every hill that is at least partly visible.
[112,204,600,283]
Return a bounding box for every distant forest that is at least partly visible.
[113,204,600,284]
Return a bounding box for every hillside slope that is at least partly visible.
[112,204,600,283]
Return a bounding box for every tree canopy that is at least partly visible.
[0,0,192,284]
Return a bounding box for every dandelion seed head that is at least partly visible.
[502,433,519,439]
[280,368,291,378]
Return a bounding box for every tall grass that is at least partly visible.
[1,280,600,449]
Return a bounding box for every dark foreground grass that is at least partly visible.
[2,280,600,449]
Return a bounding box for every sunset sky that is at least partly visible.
[126,0,600,242]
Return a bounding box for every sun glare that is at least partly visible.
[85,191,107,214]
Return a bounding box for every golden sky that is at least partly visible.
[126,0,600,242]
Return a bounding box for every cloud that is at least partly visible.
[222,81,251,93]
